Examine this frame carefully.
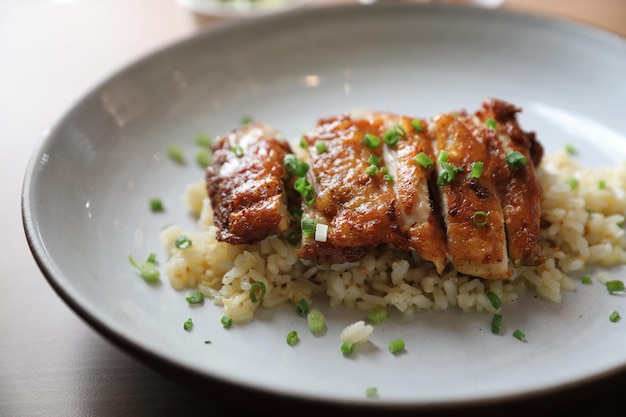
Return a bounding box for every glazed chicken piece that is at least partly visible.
[205,122,292,244]
[431,111,511,280]
[296,112,448,271]
[474,98,543,267]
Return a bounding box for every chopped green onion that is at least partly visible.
[146,253,157,264]
[284,154,309,177]
[505,151,527,170]
[128,254,160,283]
[249,281,267,303]
[301,219,316,237]
[565,144,576,154]
[610,310,620,323]
[167,143,185,164]
[296,298,310,317]
[486,292,501,309]
[183,318,193,331]
[469,161,484,179]
[299,137,308,149]
[606,280,625,292]
[363,133,381,148]
[415,152,433,169]
[194,132,213,148]
[437,162,463,186]
[388,338,405,354]
[380,166,389,175]
[366,387,378,398]
[315,142,328,153]
[196,148,212,168]
[411,119,425,132]
[438,150,449,163]
[383,174,394,182]
[472,211,489,226]
[512,330,526,342]
[286,330,299,346]
[294,177,315,206]
[581,275,592,285]
[367,305,388,324]
[598,180,607,190]
[491,313,503,334]
[307,309,325,333]
[185,290,204,304]
[365,165,378,176]
[204,340,212,344]
[221,315,233,328]
[485,118,497,129]
[231,145,244,157]
[149,198,164,212]
[382,125,405,146]
[286,231,301,246]
[341,342,355,355]
[175,235,192,249]
[368,154,381,166]
[241,115,253,125]
[290,208,303,219]
[565,176,579,190]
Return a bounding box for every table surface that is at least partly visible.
[2,1,626,416]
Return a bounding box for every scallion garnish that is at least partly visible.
[149,198,164,212]
[368,154,381,166]
[512,330,526,342]
[315,142,328,153]
[438,150,449,163]
[415,152,433,169]
[249,281,267,303]
[363,133,381,148]
[411,119,425,132]
[437,162,462,186]
[610,311,620,323]
[194,132,213,148]
[472,211,489,227]
[221,315,233,328]
[286,330,299,346]
[598,180,607,190]
[299,137,308,149]
[367,305,388,324]
[486,292,501,309]
[167,143,185,164]
[204,340,212,344]
[341,342,355,355]
[565,176,579,190]
[382,125,405,146]
[185,290,204,304]
[581,275,592,285]
[380,167,389,175]
[565,144,576,154]
[383,174,394,182]
[241,115,253,125]
[296,298,310,317]
[196,148,212,168]
[306,310,326,333]
[315,223,328,242]
[365,165,378,176]
[183,318,193,331]
[175,235,192,249]
[231,145,244,157]
[128,254,160,283]
[301,219,316,237]
[284,154,309,177]
[485,118,497,129]
[388,338,405,354]
[294,177,315,206]
[366,387,378,398]
[146,253,157,264]
[469,161,483,179]
[606,280,625,292]
[307,309,325,333]
[286,231,301,246]
[491,313,503,334]
[505,151,527,170]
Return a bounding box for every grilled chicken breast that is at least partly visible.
[206,122,292,244]
[204,99,544,280]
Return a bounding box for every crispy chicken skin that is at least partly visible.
[474,99,543,266]
[206,122,292,244]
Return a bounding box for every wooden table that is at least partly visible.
[1,1,625,415]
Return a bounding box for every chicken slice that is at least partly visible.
[206,122,292,244]
[365,112,448,274]
[474,98,543,266]
[431,111,511,280]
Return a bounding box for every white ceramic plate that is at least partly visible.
[22,3,626,410]
[176,0,312,18]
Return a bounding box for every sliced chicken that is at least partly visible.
[206,122,292,244]
[431,111,511,280]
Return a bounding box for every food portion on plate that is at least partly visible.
[160,98,626,323]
